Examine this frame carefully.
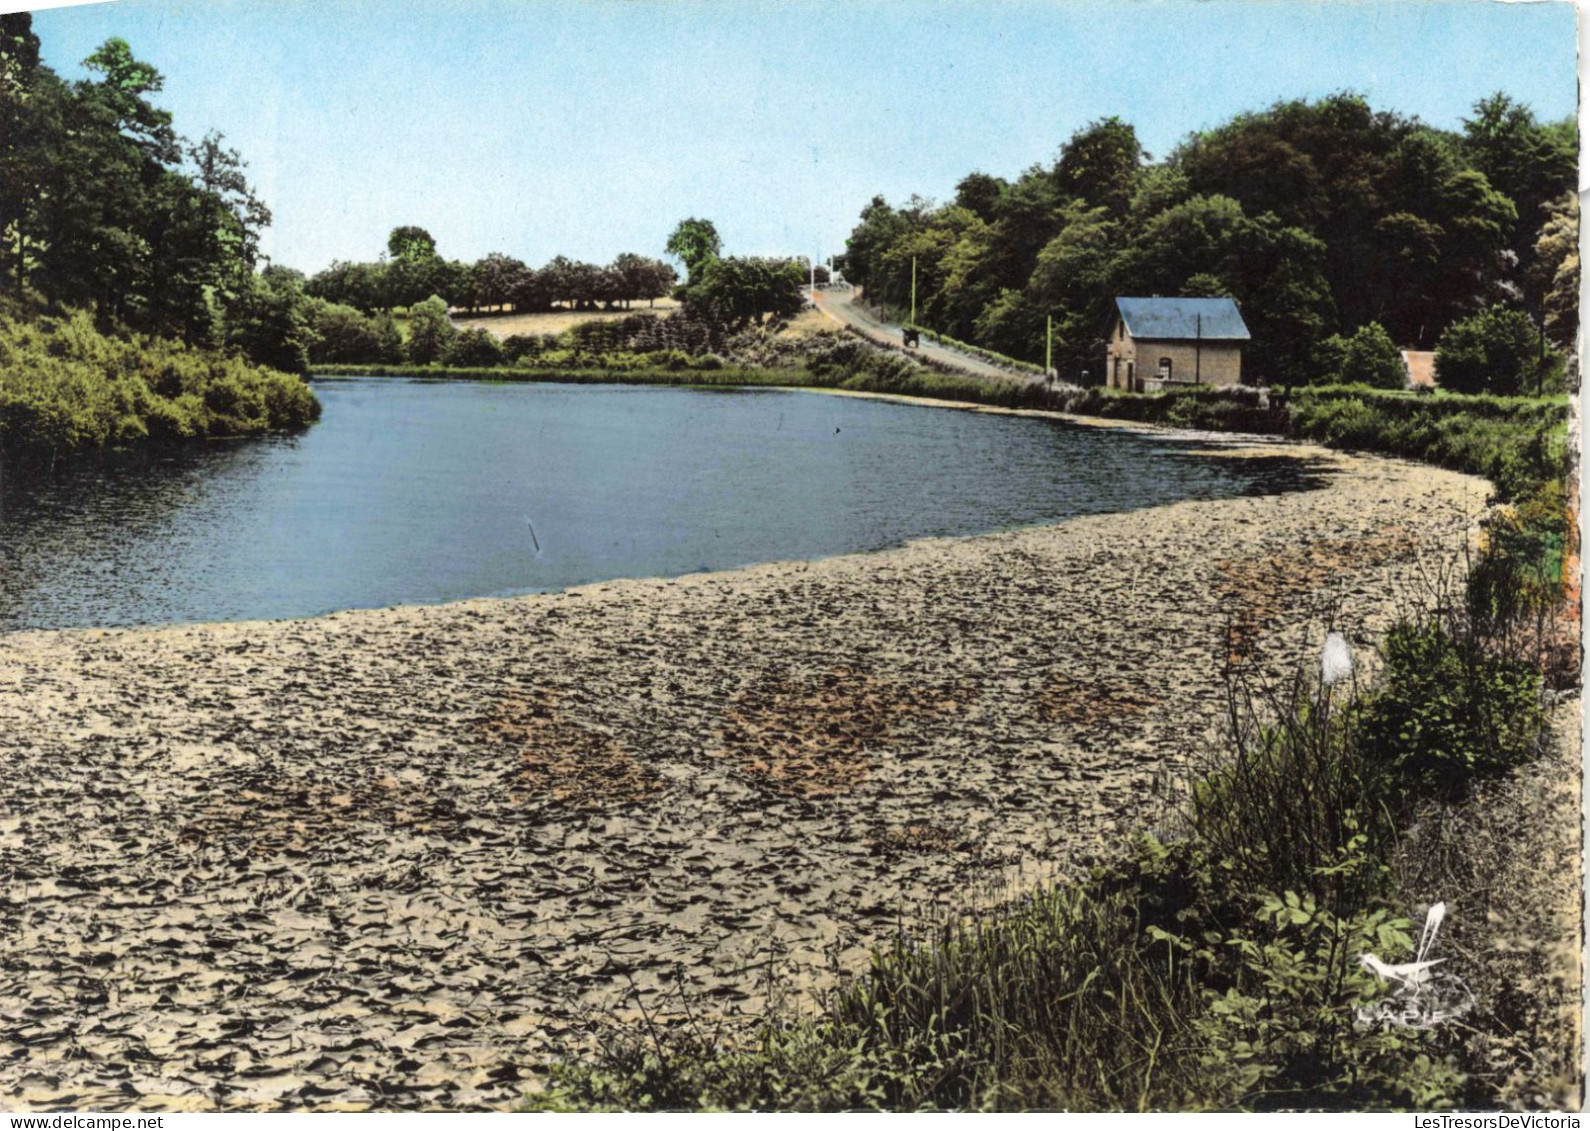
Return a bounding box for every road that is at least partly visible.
[811,287,1049,387]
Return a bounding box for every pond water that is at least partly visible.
[0,379,1321,631]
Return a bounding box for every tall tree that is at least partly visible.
[1462,93,1576,308]
[664,218,722,282]
[387,225,437,261]
[0,12,44,298]
[1531,191,1578,352]
[1052,116,1145,218]
[680,256,805,331]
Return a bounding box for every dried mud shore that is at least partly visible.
[0,441,1491,1110]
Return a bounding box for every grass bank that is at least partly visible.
[0,309,320,466]
[1046,385,1567,505]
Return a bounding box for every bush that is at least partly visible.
[405,294,457,364]
[0,309,320,464]
[1434,306,1545,396]
[306,299,403,365]
[444,327,505,367]
[1316,323,1407,389]
[1357,622,1543,804]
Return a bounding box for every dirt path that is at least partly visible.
[0,443,1489,1110]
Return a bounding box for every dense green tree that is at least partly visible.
[1462,93,1576,307]
[1434,305,1542,395]
[1530,192,1578,352]
[926,220,1001,341]
[983,173,1065,291]
[223,270,316,375]
[305,298,402,364]
[953,172,1007,223]
[873,206,980,324]
[472,252,528,311]
[1112,194,1333,384]
[1316,321,1406,388]
[306,259,388,313]
[387,225,437,261]
[1180,272,1233,298]
[404,294,456,364]
[611,253,676,308]
[0,13,43,300]
[842,91,1562,389]
[664,218,722,282]
[81,36,178,163]
[680,256,805,331]
[984,202,1118,372]
[841,196,911,290]
[1052,116,1144,218]
[443,326,503,367]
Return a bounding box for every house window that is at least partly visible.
[1158,357,1173,380]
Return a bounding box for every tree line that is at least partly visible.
[303,228,678,316]
[0,15,288,359]
[839,94,1577,391]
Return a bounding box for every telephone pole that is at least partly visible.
[910,256,917,327]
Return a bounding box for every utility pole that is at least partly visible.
[1195,312,1202,386]
[1046,314,1053,376]
[910,255,917,327]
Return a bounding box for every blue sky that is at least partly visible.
[24,0,1581,274]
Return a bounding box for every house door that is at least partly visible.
[1127,361,1135,392]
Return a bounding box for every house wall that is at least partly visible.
[1106,321,1243,389]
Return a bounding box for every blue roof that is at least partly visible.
[1116,297,1250,341]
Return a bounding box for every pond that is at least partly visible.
[0,379,1321,631]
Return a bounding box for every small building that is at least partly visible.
[1400,349,1436,390]
[1106,297,1250,391]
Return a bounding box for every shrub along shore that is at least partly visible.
[0,310,320,467]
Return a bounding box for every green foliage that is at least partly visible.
[1357,622,1543,804]
[1435,305,1548,396]
[679,256,806,332]
[3,18,277,355]
[403,294,457,364]
[222,270,315,375]
[1285,385,1565,502]
[841,91,1571,382]
[443,326,505,367]
[1315,323,1407,389]
[0,307,317,462]
[664,217,723,281]
[1052,116,1144,218]
[305,299,402,365]
[1461,93,1578,311]
[386,225,436,261]
[1530,193,1577,351]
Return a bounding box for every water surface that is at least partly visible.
[0,379,1320,631]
